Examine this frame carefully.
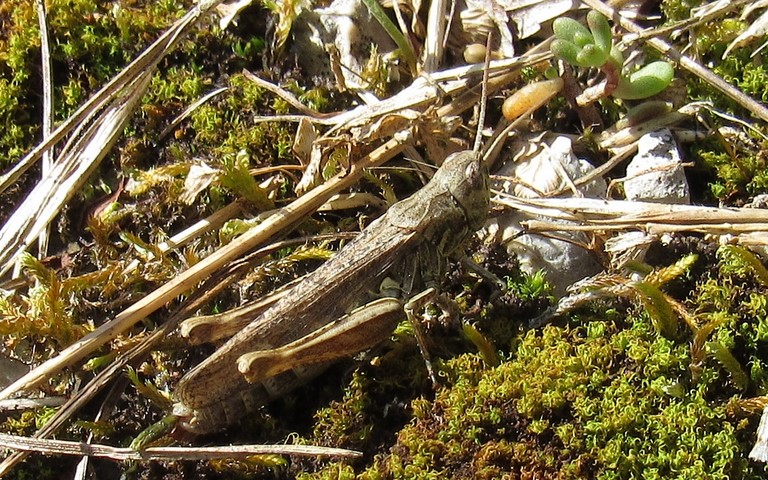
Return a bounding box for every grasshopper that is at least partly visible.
[172,148,490,434]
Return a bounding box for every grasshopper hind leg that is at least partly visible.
[173,365,329,435]
[175,300,404,435]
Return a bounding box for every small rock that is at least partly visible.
[488,135,606,296]
[624,128,689,204]
[291,0,396,90]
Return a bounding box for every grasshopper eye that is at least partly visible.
[465,158,482,179]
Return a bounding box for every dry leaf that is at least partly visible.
[722,8,768,59]
[180,161,219,205]
[292,118,318,167]
[215,0,255,29]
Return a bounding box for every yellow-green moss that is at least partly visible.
[0,0,188,167]
[296,248,768,479]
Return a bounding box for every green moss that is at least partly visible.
[311,369,378,447]
[506,269,553,302]
[295,248,768,479]
[661,0,700,22]
[306,318,758,478]
[691,135,768,201]
[147,65,208,105]
[0,0,187,167]
[153,71,299,173]
[693,19,744,59]
[0,253,91,350]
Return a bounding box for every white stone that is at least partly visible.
[488,136,606,296]
[624,128,690,204]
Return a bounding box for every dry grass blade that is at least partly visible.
[0,72,152,277]
[0,433,361,461]
[0,397,65,412]
[422,0,449,72]
[496,195,768,238]
[0,323,175,475]
[246,57,547,129]
[751,406,768,462]
[33,0,54,258]
[329,57,543,132]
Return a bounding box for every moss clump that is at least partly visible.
[660,0,700,23]
[301,320,758,478]
[0,0,187,167]
[293,247,768,479]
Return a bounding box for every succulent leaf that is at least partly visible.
[587,11,612,54]
[609,45,624,68]
[550,39,582,66]
[614,61,675,99]
[553,17,592,45]
[576,43,609,68]
[573,30,594,48]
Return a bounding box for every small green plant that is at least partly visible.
[506,270,553,302]
[551,10,674,100]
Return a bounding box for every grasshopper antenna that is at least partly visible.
[472,33,493,155]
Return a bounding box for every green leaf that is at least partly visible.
[608,45,624,68]
[587,11,612,55]
[614,61,675,99]
[550,39,582,66]
[553,17,592,45]
[219,150,274,210]
[462,322,500,367]
[576,43,609,68]
[706,341,749,390]
[632,281,678,339]
[573,30,594,49]
[130,415,178,450]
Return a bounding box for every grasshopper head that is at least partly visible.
[439,150,490,231]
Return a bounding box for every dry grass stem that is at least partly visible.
[496,194,768,239]
[33,0,54,259]
[0,433,361,461]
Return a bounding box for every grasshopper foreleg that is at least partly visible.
[403,288,439,384]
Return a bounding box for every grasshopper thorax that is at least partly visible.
[437,150,490,232]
